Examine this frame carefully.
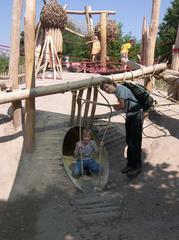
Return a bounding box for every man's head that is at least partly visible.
[100,80,117,94]
[93,35,98,40]
[129,38,135,46]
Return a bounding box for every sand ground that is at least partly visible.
[0,73,179,240]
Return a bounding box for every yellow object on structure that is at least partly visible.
[91,40,101,55]
[120,42,132,55]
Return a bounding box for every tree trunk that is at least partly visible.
[141,16,147,65]
[170,25,179,100]
[172,25,179,71]
[145,0,161,91]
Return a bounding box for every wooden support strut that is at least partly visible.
[70,91,77,126]
[76,89,84,125]
[24,0,36,153]
[89,86,98,128]
[83,87,92,126]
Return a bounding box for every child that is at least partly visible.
[72,128,100,178]
[86,36,101,62]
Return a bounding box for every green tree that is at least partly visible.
[156,0,179,62]
[63,31,90,61]
[108,27,140,62]
[0,55,9,73]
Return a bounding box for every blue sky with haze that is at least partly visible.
[0,0,172,45]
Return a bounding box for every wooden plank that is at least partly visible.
[24,0,36,153]
[9,0,23,128]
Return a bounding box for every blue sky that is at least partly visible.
[0,0,172,46]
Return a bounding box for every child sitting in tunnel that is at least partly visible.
[72,128,100,178]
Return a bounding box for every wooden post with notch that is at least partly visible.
[9,0,23,128]
[24,0,36,153]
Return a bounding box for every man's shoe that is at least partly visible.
[121,166,132,174]
[126,167,142,176]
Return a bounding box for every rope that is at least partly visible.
[68,78,113,188]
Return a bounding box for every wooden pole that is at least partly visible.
[85,6,94,37]
[172,25,179,71]
[0,63,167,105]
[89,87,98,128]
[169,25,179,100]
[70,91,77,126]
[9,0,23,128]
[24,0,36,153]
[145,0,161,91]
[76,90,84,125]
[83,87,92,126]
[141,16,147,65]
[100,13,107,68]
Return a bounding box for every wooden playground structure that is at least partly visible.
[0,0,179,155]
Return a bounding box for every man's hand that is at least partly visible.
[112,99,125,111]
[112,104,120,111]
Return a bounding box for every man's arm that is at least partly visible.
[112,99,125,111]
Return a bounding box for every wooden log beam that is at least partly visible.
[66,10,116,15]
[24,0,36,153]
[0,63,167,105]
[9,0,23,128]
[64,27,85,38]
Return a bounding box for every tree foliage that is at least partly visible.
[156,0,179,62]
[0,55,9,73]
